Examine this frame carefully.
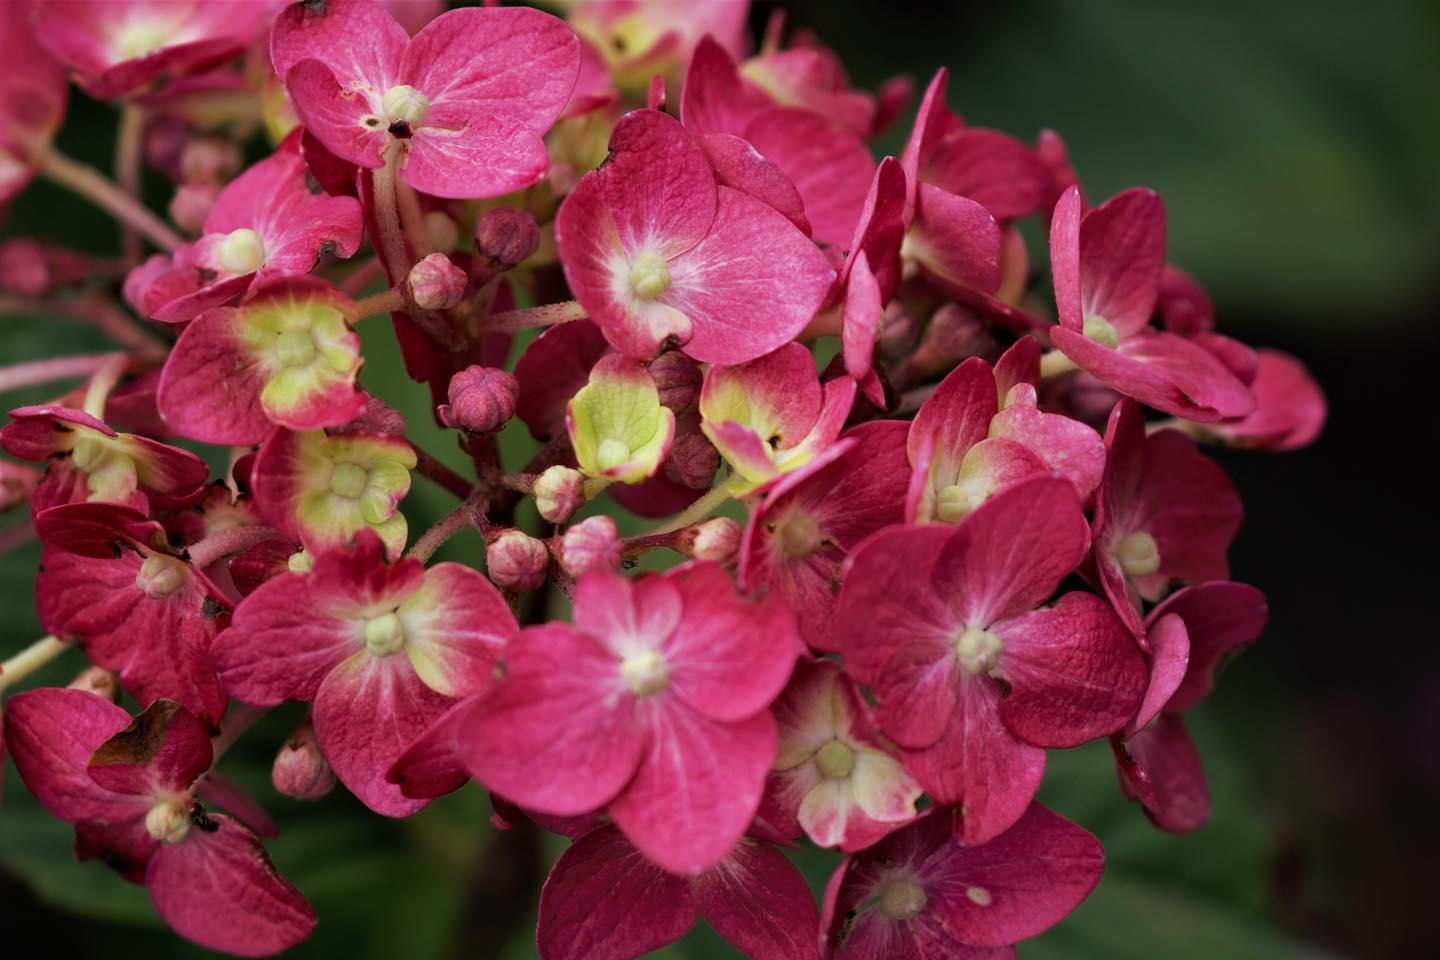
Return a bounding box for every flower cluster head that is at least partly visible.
[0,1,1325,957]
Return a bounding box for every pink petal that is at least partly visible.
[571,567,683,658]
[514,319,611,439]
[284,59,390,169]
[270,0,407,88]
[313,649,453,816]
[993,591,1149,748]
[841,251,883,400]
[697,132,811,236]
[1151,581,1267,713]
[910,183,1003,295]
[212,578,360,707]
[692,840,822,960]
[1119,713,1211,832]
[679,35,772,137]
[989,382,1106,501]
[147,814,316,957]
[537,825,697,960]
[922,127,1049,223]
[838,157,907,306]
[907,358,997,478]
[1215,349,1326,450]
[1048,186,1084,329]
[157,305,274,445]
[899,68,959,220]
[1079,188,1166,338]
[1126,613,1190,735]
[402,562,516,698]
[196,772,277,839]
[2,687,133,822]
[609,703,777,875]
[461,623,645,816]
[595,108,717,259]
[743,108,876,247]
[88,700,214,797]
[387,696,478,801]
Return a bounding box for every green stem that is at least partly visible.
[0,636,70,693]
[645,476,741,537]
[483,300,587,333]
[39,147,182,252]
[116,102,146,264]
[82,354,130,420]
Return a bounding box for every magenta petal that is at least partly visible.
[403,562,516,698]
[157,307,274,446]
[147,814,316,957]
[692,840,821,960]
[927,802,1105,946]
[989,382,1106,501]
[1216,349,1326,450]
[1078,188,1166,337]
[537,825,697,960]
[462,624,644,816]
[680,36,772,136]
[924,127,1049,223]
[910,183,1003,296]
[312,651,453,817]
[697,132,810,236]
[1123,713,1211,832]
[839,157,907,304]
[1127,613,1190,735]
[514,319,611,438]
[609,704,777,875]
[994,592,1149,748]
[1048,186,1084,329]
[908,357,997,475]
[594,108,717,259]
[88,700,213,797]
[270,0,408,86]
[1151,581,1267,713]
[743,108,876,247]
[2,688,133,823]
[899,680,1045,845]
[284,59,389,170]
[388,697,478,801]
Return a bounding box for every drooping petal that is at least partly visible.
[2,687,133,823]
[692,839,822,960]
[1150,581,1267,713]
[1117,713,1210,832]
[1126,613,1190,735]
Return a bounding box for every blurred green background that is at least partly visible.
[3,1,1436,957]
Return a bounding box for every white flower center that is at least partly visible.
[381,85,430,127]
[628,251,671,300]
[217,228,266,274]
[1115,531,1161,577]
[144,799,192,845]
[620,649,668,696]
[954,626,1002,675]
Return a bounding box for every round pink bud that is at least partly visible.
[437,365,519,434]
[662,432,719,490]
[178,137,240,184]
[407,252,468,310]
[877,301,920,362]
[533,465,585,524]
[648,352,702,414]
[0,240,51,296]
[486,530,549,592]
[910,304,995,377]
[168,183,219,234]
[682,517,741,564]
[559,516,621,577]
[68,665,120,701]
[272,718,335,801]
[474,207,540,270]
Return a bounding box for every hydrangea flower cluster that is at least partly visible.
[0,2,1325,957]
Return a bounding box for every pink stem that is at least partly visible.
[186,524,284,569]
[0,352,126,394]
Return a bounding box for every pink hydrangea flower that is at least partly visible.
[1091,399,1243,638]
[820,803,1104,959]
[271,0,580,199]
[537,824,821,960]
[457,563,802,874]
[3,692,315,955]
[566,0,748,93]
[31,0,262,98]
[1113,581,1267,831]
[738,420,910,649]
[0,4,67,205]
[1048,186,1255,422]
[211,530,516,816]
[1205,349,1327,451]
[146,143,363,323]
[835,476,1147,843]
[763,659,922,851]
[555,108,834,363]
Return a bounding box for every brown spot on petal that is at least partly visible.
[90,700,182,767]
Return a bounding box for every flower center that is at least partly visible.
[381,85,430,128]
[777,512,823,557]
[1082,314,1119,349]
[619,649,668,696]
[935,478,991,523]
[595,438,632,472]
[135,554,187,600]
[877,876,928,921]
[954,626,1002,675]
[144,798,192,845]
[364,612,405,657]
[329,461,369,499]
[815,740,855,779]
[275,329,317,367]
[628,251,671,300]
[115,19,172,61]
[1115,530,1160,577]
[217,228,266,274]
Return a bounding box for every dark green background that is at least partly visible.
[3,1,1435,957]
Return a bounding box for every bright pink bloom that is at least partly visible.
[741,41,882,139]
[148,144,363,323]
[3,692,314,955]
[0,4,67,204]
[1113,581,1267,831]
[682,37,876,247]
[835,476,1147,842]
[537,823,820,960]
[211,530,516,815]
[566,0,748,93]
[738,420,910,649]
[1155,265,1260,386]
[459,563,801,874]
[30,0,261,98]
[271,0,580,199]
[699,342,856,494]
[1,404,208,513]
[555,108,834,363]
[1208,349,1327,451]
[1092,399,1243,638]
[764,659,921,851]
[1048,186,1255,422]
[32,501,229,725]
[820,803,1104,959]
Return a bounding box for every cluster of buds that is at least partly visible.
[0,1,1324,958]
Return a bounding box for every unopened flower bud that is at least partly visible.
[662,433,719,490]
[68,665,120,701]
[533,465,585,524]
[486,530,549,591]
[877,301,920,363]
[178,137,240,184]
[909,304,994,377]
[0,239,51,296]
[272,717,334,801]
[169,183,219,234]
[681,517,741,564]
[407,252,467,310]
[474,207,539,270]
[648,352,702,414]
[559,516,621,577]
[437,365,518,434]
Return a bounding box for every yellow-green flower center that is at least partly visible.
[218,228,266,274]
[620,649,668,696]
[329,461,369,499]
[628,251,671,300]
[954,626,1002,675]
[877,876,928,921]
[815,740,855,779]
[381,85,430,127]
[144,799,191,845]
[777,512,823,557]
[1082,314,1119,349]
[364,612,405,657]
[275,329,317,367]
[1115,530,1161,577]
[595,438,632,473]
[136,554,187,600]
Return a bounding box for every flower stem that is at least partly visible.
[116,102,146,264]
[82,353,130,420]
[396,179,433,260]
[483,300,587,333]
[412,443,474,500]
[370,143,413,283]
[339,256,385,295]
[0,352,127,394]
[407,491,488,564]
[349,286,406,322]
[0,636,70,693]
[645,476,741,537]
[0,294,169,361]
[186,524,283,569]
[38,147,183,252]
